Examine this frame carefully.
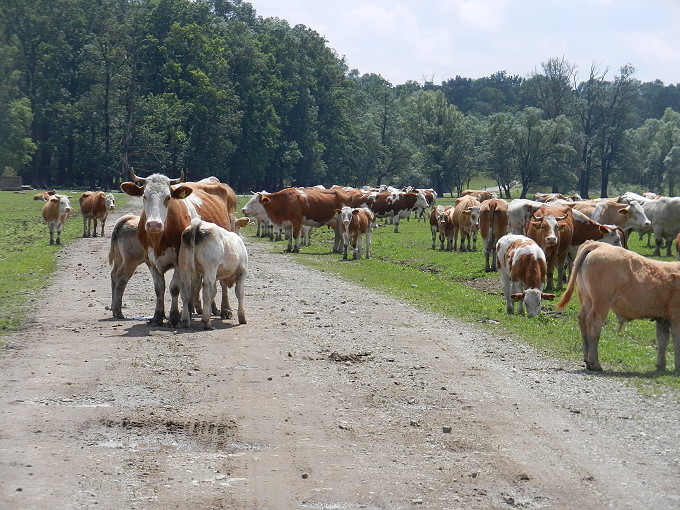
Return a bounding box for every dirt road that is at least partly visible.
[1,200,679,509]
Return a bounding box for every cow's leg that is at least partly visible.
[219,280,232,319]
[100,218,106,237]
[655,319,671,371]
[92,219,98,238]
[82,216,88,237]
[148,264,166,326]
[365,231,371,259]
[653,237,663,257]
[48,227,55,245]
[500,273,514,315]
[333,224,343,253]
[179,272,193,328]
[472,231,478,251]
[55,224,62,245]
[110,262,137,319]
[168,270,182,327]
[201,274,217,330]
[666,237,673,258]
[393,216,400,233]
[234,272,247,324]
[354,233,362,260]
[580,305,605,372]
[513,282,525,315]
[671,321,680,373]
[431,227,437,250]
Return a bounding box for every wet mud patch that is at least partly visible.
[458,276,502,295]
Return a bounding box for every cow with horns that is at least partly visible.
[120,168,234,326]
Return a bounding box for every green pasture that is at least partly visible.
[0,190,130,336]
[238,195,680,394]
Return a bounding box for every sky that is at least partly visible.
[249,0,680,86]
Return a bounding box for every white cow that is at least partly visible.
[507,199,545,234]
[178,218,248,329]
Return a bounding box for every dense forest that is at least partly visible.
[2,0,680,198]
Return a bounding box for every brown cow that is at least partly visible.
[430,205,452,250]
[557,241,680,372]
[460,189,495,202]
[435,205,457,251]
[33,190,56,201]
[479,198,509,271]
[241,187,353,253]
[79,191,116,237]
[108,214,145,319]
[452,195,481,252]
[525,204,573,291]
[335,205,374,259]
[120,169,234,326]
[496,234,555,317]
[41,194,72,245]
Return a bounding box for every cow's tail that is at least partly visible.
[556,241,599,311]
[108,214,135,266]
[182,217,202,277]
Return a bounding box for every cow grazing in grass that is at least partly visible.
[120,169,234,326]
[335,205,374,260]
[41,194,72,245]
[452,195,481,252]
[557,241,680,372]
[496,234,555,317]
[525,204,573,291]
[178,218,248,329]
[79,191,116,237]
[108,214,144,319]
[479,198,509,272]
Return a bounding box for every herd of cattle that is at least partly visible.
[32,175,680,372]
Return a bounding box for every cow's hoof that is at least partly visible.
[221,310,233,319]
[203,322,215,330]
[238,315,247,324]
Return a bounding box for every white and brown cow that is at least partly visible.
[41,194,72,245]
[79,191,116,237]
[335,205,374,260]
[430,205,452,250]
[108,214,145,319]
[496,234,555,317]
[452,195,481,251]
[460,189,496,202]
[572,199,651,234]
[178,218,248,329]
[120,169,234,326]
[479,198,509,271]
[241,187,353,253]
[33,190,56,201]
[365,190,430,233]
[507,199,544,235]
[557,241,680,372]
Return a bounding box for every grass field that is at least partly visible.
[237,194,680,394]
[0,190,130,335]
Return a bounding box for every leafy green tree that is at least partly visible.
[483,112,518,198]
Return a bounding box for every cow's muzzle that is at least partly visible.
[146,220,163,233]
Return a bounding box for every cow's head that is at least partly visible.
[414,190,430,209]
[529,214,566,247]
[120,169,190,234]
[241,191,270,221]
[619,200,651,230]
[511,289,555,318]
[105,193,116,211]
[462,206,482,229]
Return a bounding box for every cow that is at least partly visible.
[507,199,544,234]
[430,205,452,250]
[533,192,568,203]
[241,188,352,253]
[108,214,145,319]
[41,194,72,245]
[479,198,509,272]
[79,191,116,237]
[335,205,374,260]
[573,199,651,234]
[676,232,680,260]
[178,218,248,329]
[566,209,625,276]
[496,234,555,317]
[525,204,574,291]
[452,195,481,252]
[412,188,437,222]
[365,190,430,233]
[557,241,680,372]
[434,205,457,251]
[635,196,680,257]
[120,169,234,326]
[460,189,496,202]
[33,190,56,201]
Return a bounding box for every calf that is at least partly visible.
[525,204,574,291]
[108,215,145,319]
[479,198,509,271]
[557,241,680,372]
[452,195,481,251]
[79,191,116,237]
[496,234,555,317]
[335,206,373,260]
[178,218,248,329]
[435,205,457,251]
[41,194,72,245]
[430,205,452,249]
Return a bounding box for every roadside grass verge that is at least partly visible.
[0,190,130,338]
[238,197,679,394]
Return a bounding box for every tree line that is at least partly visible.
[2,0,680,198]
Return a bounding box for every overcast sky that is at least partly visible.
[249,0,680,86]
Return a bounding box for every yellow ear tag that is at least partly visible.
[178,190,187,199]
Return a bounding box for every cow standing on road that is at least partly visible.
[79,191,116,237]
[108,214,144,319]
[41,194,72,245]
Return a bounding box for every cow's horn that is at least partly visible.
[129,167,146,185]
[169,170,185,185]
[531,214,543,221]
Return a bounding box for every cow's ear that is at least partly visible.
[352,209,360,215]
[172,185,193,199]
[599,225,610,235]
[510,292,525,302]
[334,209,341,215]
[462,209,471,215]
[121,182,143,196]
[541,293,556,301]
[261,196,270,204]
[619,206,630,215]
